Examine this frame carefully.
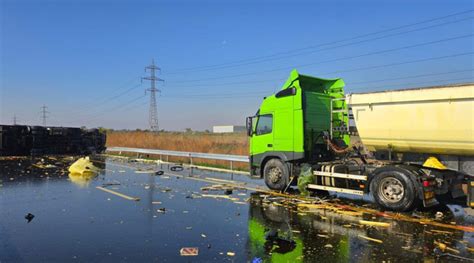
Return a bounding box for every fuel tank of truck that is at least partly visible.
[346,83,474,156]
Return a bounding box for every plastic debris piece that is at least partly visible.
[324,244,333,248]
[170,166,184,172]
[227,252,235,257]
[157,208,166,213]
[435,211,444,220]
[25,213,35,223]
[358,235,383,244]
[135,170,156,174]
[201,234,207,238]
[180,247,199,256]
[431,229,453,235]
[68,157,99,175]
[434,241,460,254]
[96,186,140,201]
[359,220,390,228]
[201,194,239,201]
[152,201,162,205]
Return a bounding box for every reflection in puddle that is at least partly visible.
[248,193,473,262]
[68,172,97,187]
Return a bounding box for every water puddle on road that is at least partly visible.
[0,156,473,262]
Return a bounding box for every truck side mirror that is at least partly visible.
[246,117,253,136]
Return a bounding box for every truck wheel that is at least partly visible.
[264,158,289,191]
[370,168,419,212]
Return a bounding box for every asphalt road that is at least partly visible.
[1,156,473,262]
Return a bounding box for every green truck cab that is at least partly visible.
[246,70,474,212]
[246,69,349,190]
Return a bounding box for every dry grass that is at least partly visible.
[107,131,248,155]
[106,131,249,170]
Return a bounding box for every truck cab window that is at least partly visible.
[256,114,273,135]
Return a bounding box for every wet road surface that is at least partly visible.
[1,156,473,262]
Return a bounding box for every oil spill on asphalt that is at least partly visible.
[1,156,473,262]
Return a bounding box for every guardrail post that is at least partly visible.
[189,154,193,176]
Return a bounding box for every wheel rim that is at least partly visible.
[268,167,282,184]
[378,177,404,203]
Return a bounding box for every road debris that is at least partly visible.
[226,252,235,257]
[134,170,156,174]
[435,211,444,220]
[170,166,184,172]
[434,241,460,254]
[359,220,390,228]
[358,235,383,244]
[200,194,240,201]
[96,186,140,201]
[25,213,35,223]
[68,157,99,175]
[180,247,199,256]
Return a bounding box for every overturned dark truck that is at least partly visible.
[0,125,106,156]
[246,70,474,212]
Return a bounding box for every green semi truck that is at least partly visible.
[246,70,474,211]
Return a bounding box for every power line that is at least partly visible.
[56,79,142,117]
[158,69,474,100]
[169,16,473,74]
[350,69,474,85]
[168,10,473,73]
[142,59,164,132]
[322,51,474,76]
[170,45,474,85]
[77,94,148,124]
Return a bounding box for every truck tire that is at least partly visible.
[264,158,289,191]
[370,167,419,212]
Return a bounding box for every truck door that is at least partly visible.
[251,114,274,156]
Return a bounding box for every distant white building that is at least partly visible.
[212,125,246,133]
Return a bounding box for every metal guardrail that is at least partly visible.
[107,147,249,163]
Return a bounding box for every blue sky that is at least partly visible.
[1,0,473,130]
